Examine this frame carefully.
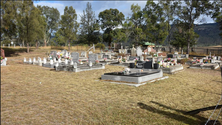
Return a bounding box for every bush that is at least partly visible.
[179,58,189,64]
[95,43,105,50]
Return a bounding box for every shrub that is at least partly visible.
[95,43,105,50]
[179,59,189,64]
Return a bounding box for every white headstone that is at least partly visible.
[1,59,6,66]
[3,44,4,47]
[55,62,59,67]
[70,60,74,65]
[20,44,22,48]
[43,58,46,64]
[8,44,10,47]
[73,62,77,68]
[33,57,36,63]
[65,59,68,65]
[24,57,26,62]
[53,57,56,62]
[38,59,42,66]
[89,61,92,67]
[50,60,53,65]
[119,49,122,54]
[174,52,178,54]
[140,56,144,61]
[29,58,32,63]
[14,44,15,48]
[136,46,143,56]
[89,51,93,54]
[58,58,61,63]
[131,45,136,56]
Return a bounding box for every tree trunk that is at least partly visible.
[68,39,70,51]
[22,40,24,47]
[44,39,47,47]
[36,41,38,49]
[27,43,29,53]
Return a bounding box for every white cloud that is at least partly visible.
[34,1,65,15]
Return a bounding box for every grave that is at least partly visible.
[136,46,143,56]
[1,49,7,66]
[101,69,163,84]
[189,63,219,70]
[88,54,98,63]
[167,54,173,58]
[161,64,184,74]
[81,51,87,57]
[71,52,79,63]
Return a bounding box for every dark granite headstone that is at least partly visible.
[136,61,144,69]
[167,54,173,58]
[144,61,152,69]
[71,52,79,63]
[127,50,131,54]
[146,58,153,62]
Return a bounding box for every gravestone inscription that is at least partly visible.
[71,52,79,63]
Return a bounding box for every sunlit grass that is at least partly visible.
[1,48,222,124]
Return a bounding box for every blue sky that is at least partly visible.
[33,1,216,25]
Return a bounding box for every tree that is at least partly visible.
[37,5,60,47]
[171,20,199,50]
[17,0,44,53]
[113,28,126,43]
[1,0,18,44]
[98,8,125,48]
[130,4,146,46]
[143,0,168,52]
[211,0,222,38]
[122,17,134,43]
[176,0,212,54]
[79,2,100,45]
[59,6,79,51]
[159,0,179,51]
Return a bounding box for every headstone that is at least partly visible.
[38,59,42,66]
[29,58,32,64]
[131,45,136,56]
[118,49,122,54]
[181,54,186,58]
[53,57,56,62]
[186,54,189,58]
[24,57,26,62]
[103,55,109,59]
[50,60,53,65]
[211,59,215,63]
[89,51,93,54]
[89,61,92,67]
[70,60,74,65]
[55,62,59,67]
[181,50,183,54]
[108,54,112,59]
[33,57,36,63]
[81,51,86,57]
[140,56,144,61]
[71,52,79,63]
[200,59,203,63]
[14,44,15,48]
[73,62,77,68]
[43,58,46,64]
[209,52,211,57]
[3,44,4,47]
[167,54,173,58]
[129,56,140,61]
[174,52,178,54]
[65,59,68,65]
[136,46,143,56]
[218,56,221,61]
[127,50,131,54]
[88,54,98,63]
[20,44,22,48]
[50,51,57,58]
[193,57,197,60]
[8,44,10,47]
[214,56,217,60]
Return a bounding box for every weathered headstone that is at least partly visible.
[43,58,46,64]
[136,46,143,56]
[3,44,4,47]
[8,44,10,47]
[88,54,98,63]
[24,57,27,63]
[71,52,79,63]
[33,57,36,64]
[103,55,109,59]
[218,56,221,61]
[131,45,136,56]
[29,58,32,64]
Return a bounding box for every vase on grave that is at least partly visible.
[24,57,26,63]
[154,63,159,69]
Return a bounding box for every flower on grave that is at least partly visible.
[1,56,3,60]
[167,58,171,61]
[86,60,88,62]
[95,60,99,64]
[171,59,174,62]
[122,58,126,62]
[79,59,82,62]
[158,61,160,64]
[192,61,197,64]
[196,59,200,63]
[104,58,107,61]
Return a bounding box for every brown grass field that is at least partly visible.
[1,47,222,125]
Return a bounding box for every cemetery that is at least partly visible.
[1,0,222,124]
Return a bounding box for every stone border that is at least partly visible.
[97,76,169,87]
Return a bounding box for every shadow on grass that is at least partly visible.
[193,88,221,96]
[138,101,221,125]
[2,47,34,57]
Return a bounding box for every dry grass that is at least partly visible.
[1,48,222,125]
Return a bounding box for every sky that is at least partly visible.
[33,1,216,25]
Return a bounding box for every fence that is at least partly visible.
[194,47,222,56]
